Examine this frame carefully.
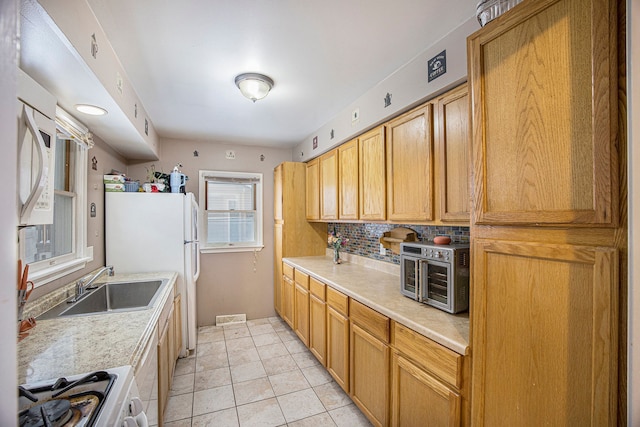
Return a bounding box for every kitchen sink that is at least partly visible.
[38,279,167,320]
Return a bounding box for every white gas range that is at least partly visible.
[18,365,147,427]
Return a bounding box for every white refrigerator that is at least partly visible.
[105,192,200,355]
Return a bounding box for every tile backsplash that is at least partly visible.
[328,223,470,265]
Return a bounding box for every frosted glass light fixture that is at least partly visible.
[234,73,274,102]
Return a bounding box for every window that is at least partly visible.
[199,170,263,253]
[19,108,92,286]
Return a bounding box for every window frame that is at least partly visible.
[199,170,264,254]
[19,110,93,287]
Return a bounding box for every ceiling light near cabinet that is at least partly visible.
[234,73,274,102]
[74,104,108,116]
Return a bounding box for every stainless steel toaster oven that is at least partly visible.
[400,242,470,314]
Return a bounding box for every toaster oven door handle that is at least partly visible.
[417,259,427,302]
[20,104,48,220]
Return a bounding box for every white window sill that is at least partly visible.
[200,245,264,254]
[29,247,94,287]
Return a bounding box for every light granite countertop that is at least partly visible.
[283,256,469,355]
[17,271,177,384]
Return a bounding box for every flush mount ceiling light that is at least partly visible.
[74,104,108,116]
[234,73,274,102]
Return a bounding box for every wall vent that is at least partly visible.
[215,314,247,326]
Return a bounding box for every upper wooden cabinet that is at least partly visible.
[319,149,339,220]
[338,139,359,220]
[436,84,470,222]
[468,0,618,226]
[386,104,434,221]
[359,126,386,221]
[305,158,320,221]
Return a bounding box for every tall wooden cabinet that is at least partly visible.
[468,0,625,424]
[274,162,327,317]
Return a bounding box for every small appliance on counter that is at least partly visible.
[400,241,470,314]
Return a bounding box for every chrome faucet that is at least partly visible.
[72,265,114,302]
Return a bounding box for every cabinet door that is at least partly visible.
[436,84,470,222]
[294,283,310,346]
[282,275,295,328]
[391,351,461,427]
[274,163,283,221]
[326,305,349,392]
[306,158,320,220]
[309,293,327,365]
[471,239,618,425]
[157,310,173,427]
[173,293,182,359]
[320,149,339,220]
[350,323,389,427]
[386,104,434,221]
[468,0,617,226]
[338,139,359,220]
[359,126,386,220]
[274,224,283,315]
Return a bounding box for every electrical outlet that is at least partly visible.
[379,244,386,256]
[225,150,236,160]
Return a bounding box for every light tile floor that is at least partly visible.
[162,317,372,427]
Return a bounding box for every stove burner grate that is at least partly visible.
[19,399,72,427]
[19,390,105,427]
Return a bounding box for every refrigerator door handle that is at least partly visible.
[193,240,201,281]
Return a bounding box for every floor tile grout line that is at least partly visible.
[166,318,366,426]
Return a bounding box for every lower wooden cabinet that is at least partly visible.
[326,287,350,392]
[350,323,390,427]
[157,301,176,426]
[350,299,391,427]
[277,263,469,426]
[309,277,327,365]
[293,283,310,346]
[282,274,294,328]
[391,351,461,427]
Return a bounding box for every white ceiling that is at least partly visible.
[27,0,474,150]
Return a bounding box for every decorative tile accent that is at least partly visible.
[327,223,470,265]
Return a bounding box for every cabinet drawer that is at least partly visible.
[392,322,462,389]
[294,269,310,290]
[326,287,348,316]
[350,299,389,343]
[283,262,294,279]
[309,277,326,301]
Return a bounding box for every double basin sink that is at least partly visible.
[38,279,167,320]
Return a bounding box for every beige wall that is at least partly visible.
[127,138,293,325]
